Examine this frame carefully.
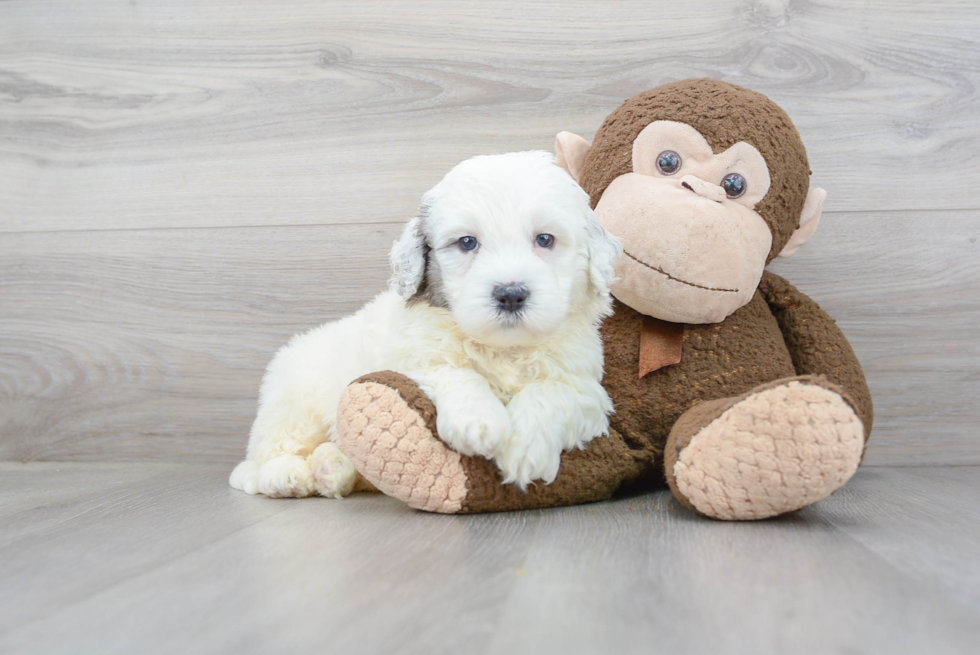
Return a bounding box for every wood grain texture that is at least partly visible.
[1,0,978,464]
[0,223,398,462]
[3,4,977,651]
[768,209,980,465]
[0,463,295,637]
[815,466,980,610]
[1,209,978,465]
[486,474,980,655]
[1,0,979,234]
[0,464,978,655]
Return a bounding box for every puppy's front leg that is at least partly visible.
[412,368,511,459]
[498,379,613,489]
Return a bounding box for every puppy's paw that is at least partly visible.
[561,381,614,451]
[436,395,511,458]
[307,442,358,499]
[257,454,316,498]
[229,460,260,494]
[496,430,563,490]
[568,409,611,451]
[498,383,607,489]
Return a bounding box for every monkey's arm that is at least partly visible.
[759,271,873,438]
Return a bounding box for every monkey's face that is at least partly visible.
[559,79,825,324]
[594,121,774,324]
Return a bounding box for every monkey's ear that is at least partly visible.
[389,208,430,297]
[778,187,826,258]
[555,132,591,184]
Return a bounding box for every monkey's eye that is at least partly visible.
[458,236,479,252]
[656,150,682,175]
[535,233,555,249]
[722,173,747,198]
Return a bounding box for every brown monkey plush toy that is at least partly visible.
[336,79,873,520]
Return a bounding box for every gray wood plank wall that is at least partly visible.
[2,0,978,465]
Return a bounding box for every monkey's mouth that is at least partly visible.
[623,250,738,293]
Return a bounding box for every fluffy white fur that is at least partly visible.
[229,151,622,498]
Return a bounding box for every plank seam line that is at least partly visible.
[2,208,979,237]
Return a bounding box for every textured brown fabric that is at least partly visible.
[454,428,646,514]
[352,371,440,438]
[758,272,874,439]
[579,78,810,262]
[351,371,645,513]
[351,270,872,510]
[639,316,684,377]
[602,293,798,486]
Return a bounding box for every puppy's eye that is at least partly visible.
[535,234,555,249]
[458,236,479,252]
[656,150,682,175]
[722,173,747,198]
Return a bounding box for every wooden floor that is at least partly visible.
[2,0,979,466]
[0,464,977,655]
[3,3,980,654]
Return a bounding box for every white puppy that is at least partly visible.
[229,151,622,498]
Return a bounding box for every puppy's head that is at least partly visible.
[390,151,621,347]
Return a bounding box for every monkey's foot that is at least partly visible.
[337,372,468,513]
[665,376,865,521]
[337,371,639,514]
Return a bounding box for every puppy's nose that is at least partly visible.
[493,284,530,313]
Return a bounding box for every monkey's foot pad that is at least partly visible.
[337,371,635,514]
[337,376,468,514]
[669,380,865,521]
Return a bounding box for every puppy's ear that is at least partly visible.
[389,206,430,298]
[584,209,622,303]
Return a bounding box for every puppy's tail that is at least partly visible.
[229,460,260,494]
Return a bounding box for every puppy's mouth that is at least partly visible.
[493,307,527,328]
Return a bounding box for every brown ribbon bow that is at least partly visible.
[639,316,684,377]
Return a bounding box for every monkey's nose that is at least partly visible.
[680,175,726,202]
[493,284,530,313]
